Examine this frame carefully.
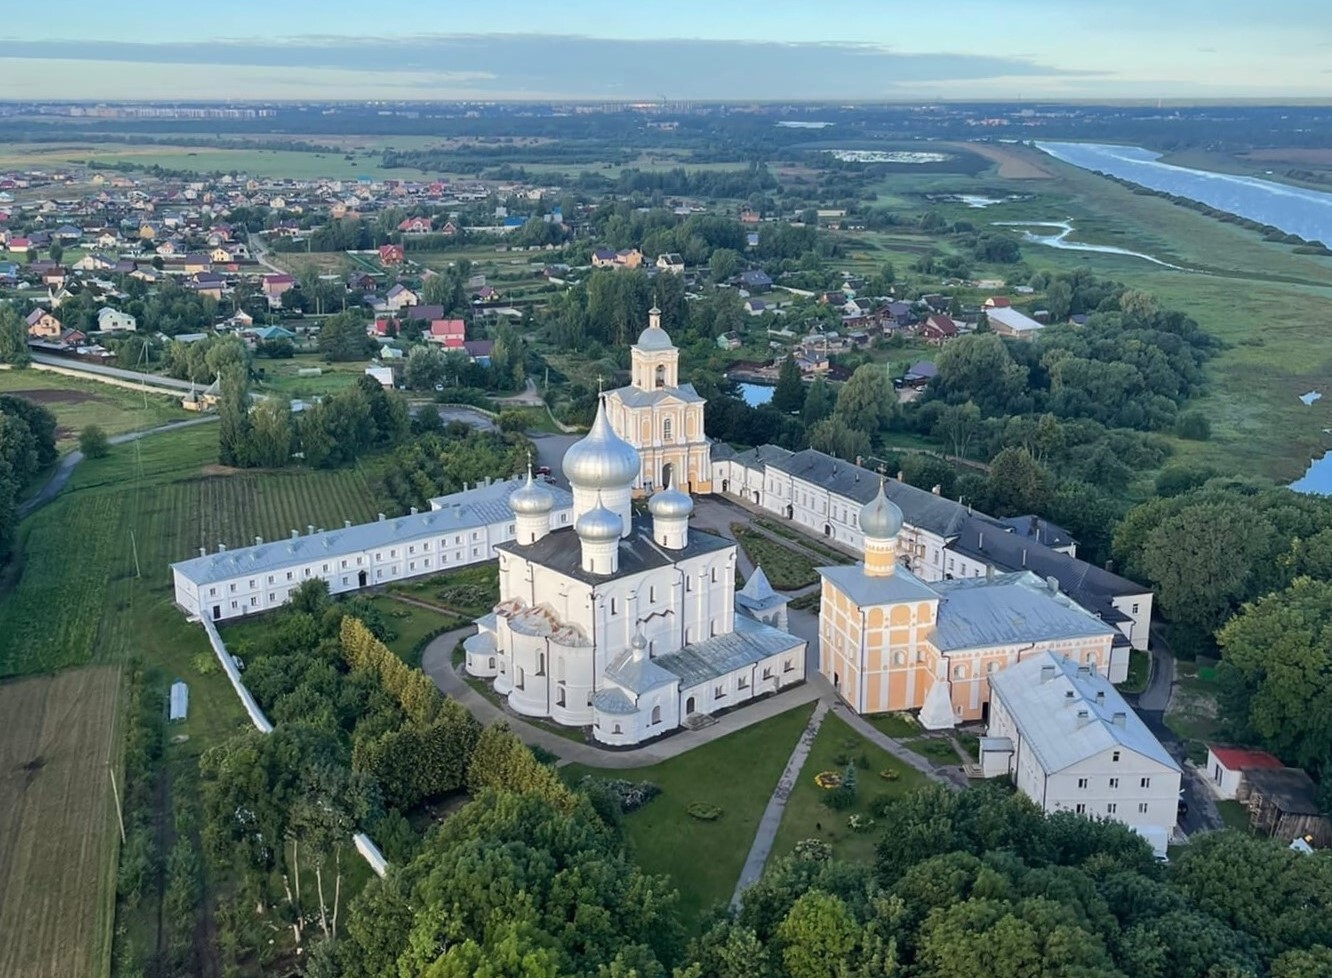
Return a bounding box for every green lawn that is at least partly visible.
[1119,649,1151,695]
[770,713,926,866]
[864,712,921,739]
[730,524,820,590]
[562,703,815,927]
[1216,800,1252,833]
[901,735,963,765]
[367,595,462,668]
[387,563,500,618]
[0,367,188,449]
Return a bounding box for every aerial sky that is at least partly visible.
[1,0,1329,101]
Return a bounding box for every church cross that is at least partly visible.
[596,374,604,395]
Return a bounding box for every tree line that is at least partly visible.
[0,393,57,556]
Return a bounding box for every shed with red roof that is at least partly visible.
[1205,744,1284,800]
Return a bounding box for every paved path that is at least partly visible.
[31,352,198,392]
[731,701,829,906]
[420,629,822,769]
[17,416,218,519]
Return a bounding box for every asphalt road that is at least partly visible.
[31,352,199,392]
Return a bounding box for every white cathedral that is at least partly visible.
[464,398,808,746]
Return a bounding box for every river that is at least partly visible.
[1035,142,1332,244]
[992,220,1183,268]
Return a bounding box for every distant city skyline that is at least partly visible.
[1,0,1330,101]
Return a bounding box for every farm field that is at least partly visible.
[0,367,187,449]
[561,703,815,927]
[0,425,385,677]
[0,666,123,978]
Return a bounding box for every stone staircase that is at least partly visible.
[682,712,717,731]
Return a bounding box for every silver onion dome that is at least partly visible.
[635,318,675,351]
[509,468,554,516]
[649,475,693,520]
[562,399,641,490]
[859,479,904,540]
[630,628,648,653]
[576,497,622,542]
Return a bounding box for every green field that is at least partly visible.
[562,703,815,925]
[0,666,124,978]
[0,367,188,449]
[0,425,384,677]
[770,713,927,865]
[730,524,821,590]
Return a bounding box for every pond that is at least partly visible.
[737,382,774,406]
[1291,453,1332,495]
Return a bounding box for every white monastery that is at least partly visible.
[713,444,1152,653]
[464,399,807,745]
[982,652,1182,855]
[172,478,574,622]
[604,307,712,494]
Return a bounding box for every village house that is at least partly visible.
[378,243,405,265]
[427,319,466,347]
[261,274,295,303]
[25,307,62,338]
[386,283,420,311]
[397,216,433,234]
[919,313,959,345]
[97,307,137,332]
[1203,745,1284,799]
[655,253,685,274]
[986,305,1045,340]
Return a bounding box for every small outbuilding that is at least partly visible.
[169,681,189,721]
[1204,744,1284,799]
[1239,767,1332,847]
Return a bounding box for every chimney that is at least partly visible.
[377,513,386,522]
[198,547,206,557]
[218,543,227,552]
[897,469,905,481]
[291,529,299,539]
[978,532,984,550]
[254,536,262,547]
[931,484,941,495]
[410,506,418,516]
[1111,711,1127,727]
[1095,691,1106,706]
[1021,549,1027,568]
[1040,664,1056,683]
[1077,664,1092,677]
[344,520,352,529]
[1076,709,1090,725]
[307,524,315,536]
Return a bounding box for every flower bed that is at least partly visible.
[814,770,843,790]
[686,802,723,821]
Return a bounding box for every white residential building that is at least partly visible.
[171,477,573,622]
[97,307,137,332]
[982,652,1181,855]
[712,445,1151,655]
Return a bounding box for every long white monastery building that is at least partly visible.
[983,652,1181,855]
[465,399,807,745]
[172,478,573,622]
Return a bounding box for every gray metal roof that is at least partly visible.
[736,566,786,612]
[769,449,971,538]
[606,383,704,408]
[988,652,1179,775]
[172,478,571,587]
[931,571,1117,651]
[635,324,676,351]
[818,563,941,607]
[592,687,638,715]
[495,516,732,586]
[605,651,678,694]
[946,514,1150,614]
[653,614,803,689]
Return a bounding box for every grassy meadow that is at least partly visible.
[0,367,188,449]
[562,703,815,927]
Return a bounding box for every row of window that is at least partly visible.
[1075,802,1151,815]
[207,547,486,599]
[1076,776,1153,789]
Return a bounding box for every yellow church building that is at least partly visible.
[604,307,712,494]
[818,480,1119,728]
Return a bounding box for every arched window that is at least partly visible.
[663,417,673,440]
[651,705,662,725]
[655,364,666,389]
[952,664,967,679]
[613,723,622,735]
[892,651,906,666]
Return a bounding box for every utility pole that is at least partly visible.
[108,768,126,844]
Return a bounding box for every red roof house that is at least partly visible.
[427,319,466,347]
[378,243,405,265]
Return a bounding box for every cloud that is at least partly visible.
[0,33,1097,99]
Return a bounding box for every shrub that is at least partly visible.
[822,787,856,811]
[879,769,901,782]
[1175,411,1212,441]
[847,814,876,833]
[793,839,832,861]
[579,777,661,814]
[869,794,896,819]
[856,753,870,770]
[686,802,723,821]
[79,424,109,459]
